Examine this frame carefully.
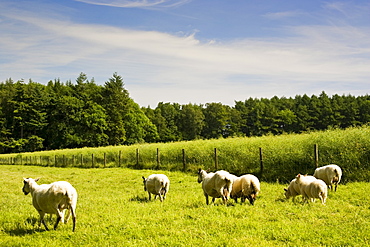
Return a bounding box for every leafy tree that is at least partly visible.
[150,102,181,142]
[123,99,159,144]
[101,73,129,145]
[202,102,230,139]
[178,104,205,140]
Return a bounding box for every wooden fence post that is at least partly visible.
[136,149,140,169]
[92,154,94,168]
[118,151,122,167]
[259,147,264,177]
[314,144,319,168]
[182,149,186,172]
[55,155,57,167]
[214,148,218,170]
[156,148,160,169]
[80,154,83,167]
[104,153,106,168]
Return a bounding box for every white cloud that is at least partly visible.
[73,0,192,8]
[1,3,370,107]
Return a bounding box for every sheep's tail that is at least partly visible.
[332,169,340,182]
[160,181,168,194]
[65,190,77,232]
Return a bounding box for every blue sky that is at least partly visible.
[1,0,370,107]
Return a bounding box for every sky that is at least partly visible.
[1,0,370,107]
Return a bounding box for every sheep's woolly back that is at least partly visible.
[313,164,342,191]
[142,174,170,201]
[22,178,77,231]
[295,174,327,204]
[198,169,234,204]
[285,176,316,200]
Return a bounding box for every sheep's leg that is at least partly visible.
[247,196,255,205]
[54,216,61,230]
[205,194,209,205]
[148,192,151,201]
[70,206,76,232]
[54,209,64,230]
[319,192,326,205]
[38,211,49,231]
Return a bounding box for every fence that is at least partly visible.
[0,145,323,183]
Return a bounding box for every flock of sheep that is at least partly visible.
[21,164,342,232]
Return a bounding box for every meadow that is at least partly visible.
[1,126,370,183]
[0,165,369,246]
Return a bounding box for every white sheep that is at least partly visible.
[22,178,77,231]
[197,169,234,205]
[313,164,342,191]
[142,174,170,202]
[284,175,316,202]
[295,174,328,205]
[231,174,260,205]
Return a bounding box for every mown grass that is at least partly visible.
[0,165,369,246]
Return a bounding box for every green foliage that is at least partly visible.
[0,165,369,246]
[2,73,370,154]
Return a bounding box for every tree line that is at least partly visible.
[1,73,369,153]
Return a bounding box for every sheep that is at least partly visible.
[295,174,328,205]
[313,164,342,191]
[22,178,77,231]
[197,169,234,205]
[284,175,316,202]
[142,174,170,202]
[230,174,260,205]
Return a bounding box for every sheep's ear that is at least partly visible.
[284,188,288,191]
[198,168,201,173]
[206,168,211,173]
[35,178,40,182]
[142,176,146,181]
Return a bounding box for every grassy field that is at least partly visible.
[0,165,369,246]
[1,126,370,183]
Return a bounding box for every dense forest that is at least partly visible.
[1,73,370,153]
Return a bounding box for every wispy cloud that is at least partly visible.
[1,2,370,106]
[263,10,303,20]
[73,0,192,8]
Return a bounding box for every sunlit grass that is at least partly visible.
[1,165,369,246]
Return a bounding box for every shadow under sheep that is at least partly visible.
[5,217,45,236]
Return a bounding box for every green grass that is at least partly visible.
[0,165,369,246]
[1,126,370,183]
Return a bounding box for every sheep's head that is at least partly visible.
[284,188,291,199]
[142,176,147,191]
[22,178,38,195]
[197,169,206,183]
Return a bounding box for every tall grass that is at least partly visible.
[1,126,369,182]
[0,165,369,246]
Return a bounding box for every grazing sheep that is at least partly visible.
[197,169,234,205]
[313,164,342,191]
[284,175,316,202]
[142,174,170,202]
[22,178,77,231]
[295,174,328,205]
[231,174,260,205]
